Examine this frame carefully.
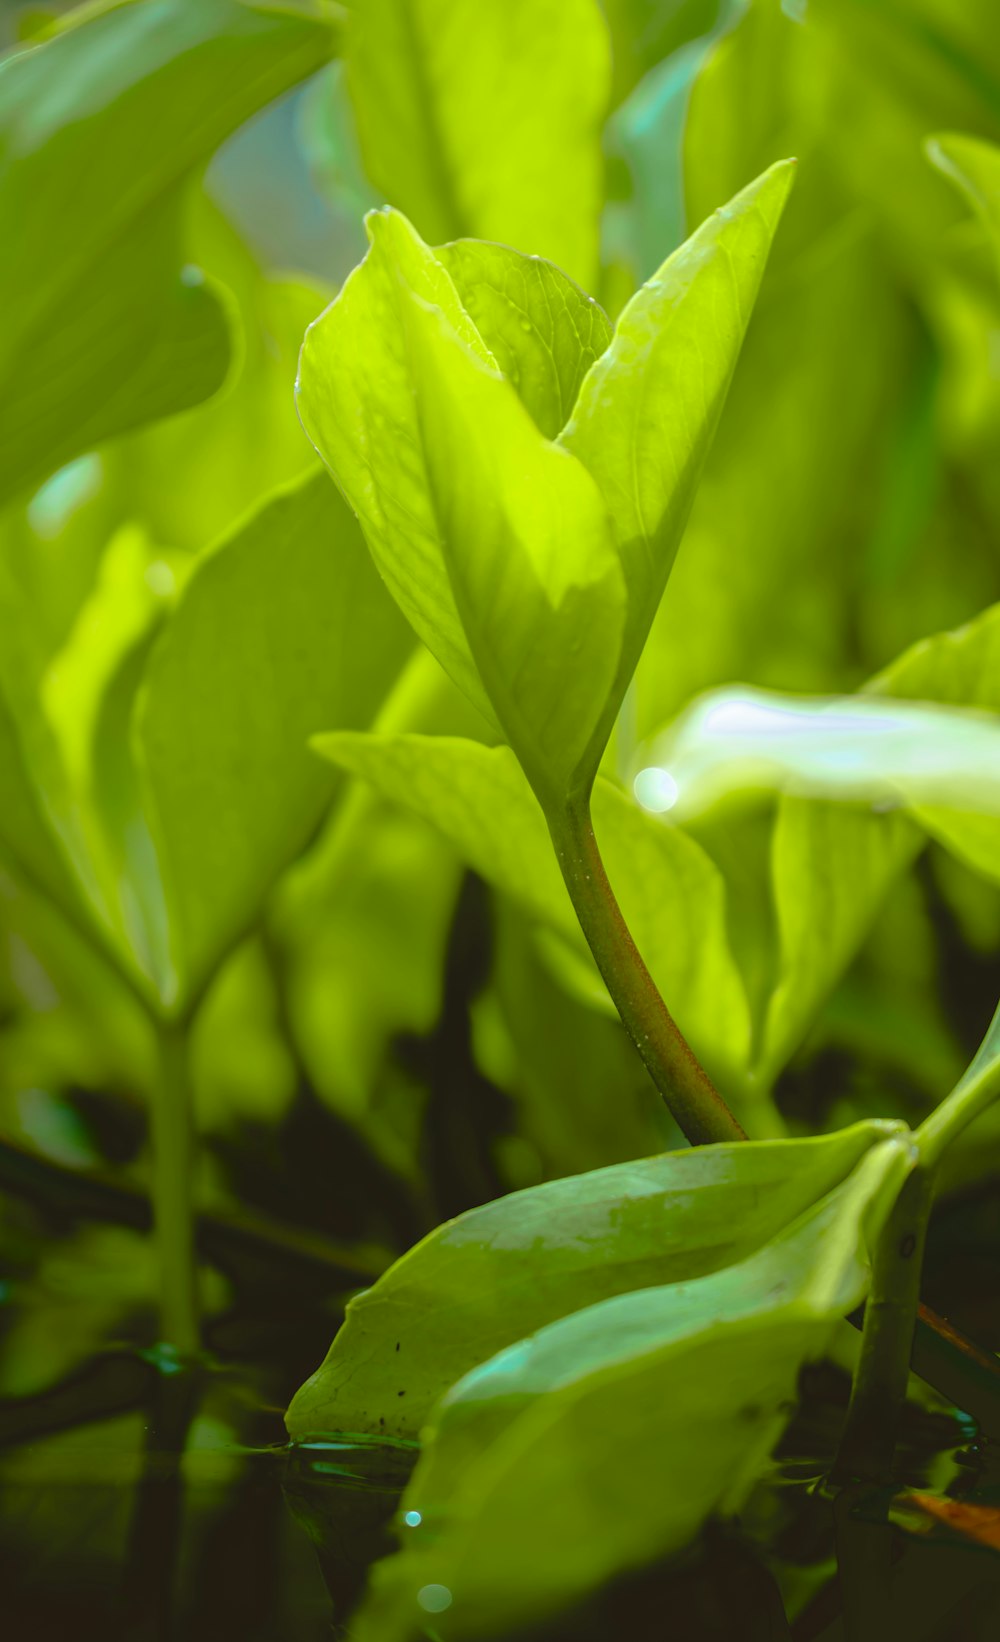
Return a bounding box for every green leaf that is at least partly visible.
[556,159,796,738]
[352,1133,912,1639]
[298,210,626,798]
[717,599,1000,1085]
[344,0,611,287]
[0,550,122,952]
[640,684,1000,819]
[390,251,626,800]
[134,472,412,1011]
[111,194,333,553]
[273,651,491,1160]
[0,0,335,503]
[285,1118,904,1442]
[310,733,752,1086]
[297,210,498,724]
[601,0,730,108]
[917,996,1000,1167]
[805,0,1000,273]
[604,35,718,288]
[434,242,613,441]
[0,691,88,930]
[760,798,922,1088]
[928,133,1000,269]
[871,601,1000,884]
[300,170,792,800]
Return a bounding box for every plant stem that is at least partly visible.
[546,794,746,1146]
[914,998,1000,1169]
[832,1160,933,1485]
[150,1019,200,1357]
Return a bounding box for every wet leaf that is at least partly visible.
[352,1134,912,1639]
[286,1119,905,1442]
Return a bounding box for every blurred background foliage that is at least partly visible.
[2,0,1000,1637]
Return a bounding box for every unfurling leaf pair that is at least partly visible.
[296,160,795,811]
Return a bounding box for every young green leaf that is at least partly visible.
[393,267,626,801]
[352,1134,912,1639]
[0,0,335,503]
[285,1119,905,1442]
[435,242,613,441]
[557,159,796,738]
[310,733,752,1086]
[345,0,611,287]
[297,210,498,723]
[298,209,625,799]
[134,472,412,1011]
[299,168,793,803]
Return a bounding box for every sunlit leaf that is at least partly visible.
[352,1134,912,1639]
[557,159,795,751]
[872,601,1000,884]
[298,210,497,722]
[300,170,791,800]
[297,209,628,798]
[134,472,412,1010]
[285,1118,903,1441]
[0,0,335,503]
[636,685,1000,819]
[110,195,331,552]
[345,0,611,287]
[434,242,613,441]
[388,253,625,800]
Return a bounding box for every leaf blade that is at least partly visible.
[286,1118,905,1442]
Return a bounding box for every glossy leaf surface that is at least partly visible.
[298,210,625,797]
[286,1119,903,1441]
[557,159,796,744]
[299,168,792,799]
[352,1134,912,1638]
[435,242,613,441]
